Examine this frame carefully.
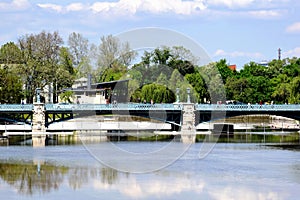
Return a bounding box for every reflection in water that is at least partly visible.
[0,161,68,195]
[68,167,120,190]
[0,143,299,199]
[0,160,122,196]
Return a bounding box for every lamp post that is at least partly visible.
[36,88,41,103]
[187,88,191,103]
[176,88,180,103]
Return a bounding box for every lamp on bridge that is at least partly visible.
[176,88,180,103]
[187,88,191,103]
[36,88,41,103]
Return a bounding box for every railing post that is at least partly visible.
[180,103,196,143]
[32,102,46,147]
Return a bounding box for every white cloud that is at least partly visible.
[37,0,207,16]
[206,0,290,9]
[32,0,288,20]
[90,2,117,13]
[93,175,204,199]
[286,22,300,33]
[214,49,264,59]
[0,0,30,10]
[282,47,300,58]
[247,9,283,19]
[207,0,255,8]
[208,186,281,200]
[37,3,63,13]
[66,3,85,12]
[89,0,207,15]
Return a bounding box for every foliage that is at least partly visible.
[199,62,226,103]
[97,35,136,69]
[59,90,74,103]
[67,32,92,78]
[130,83,175,103]
[0,42,24,103]
[0,65,23,103]
[15,31,77,103]
[99,64,127,82]
[0,42,23,64]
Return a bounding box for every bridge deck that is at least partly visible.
[1,103,299,112]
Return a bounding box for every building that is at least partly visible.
[228,64,237,71]
[62,78,130,104]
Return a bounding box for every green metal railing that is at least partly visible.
[195,104,300,111]
[44,103,183,111]
[0,104,33,111]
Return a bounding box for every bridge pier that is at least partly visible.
[180,103,196,143]
[32,103,46,147]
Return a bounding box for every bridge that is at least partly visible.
[1,103,300,145]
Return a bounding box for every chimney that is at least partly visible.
[87,74,92,90]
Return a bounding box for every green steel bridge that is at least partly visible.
[0,103,300,131]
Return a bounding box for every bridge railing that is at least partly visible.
[195,104,300,111]
[45,103,183,111]
[1,103,299,112]
[0,104,33,111]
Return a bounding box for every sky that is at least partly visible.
[1,0,300,69]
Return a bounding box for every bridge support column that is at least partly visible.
[180,103,196,143]
[32,103,46,147]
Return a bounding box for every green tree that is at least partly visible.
[67,32,92,78]
[19,31,64,103]
[288,76,300,103]
[99,64,127,82]
[156,73,168,86]
[0,66,23,103]
[97,35,136,69]
[59,90,74,103]
[0,42,24,103]
[133,83,176,103]
[215,59,234,83]
[18,31,75,103]
[199,63,226,103]
[0,42,23,64]
[185,71,208,103]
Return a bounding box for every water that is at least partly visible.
[0,141,299,200]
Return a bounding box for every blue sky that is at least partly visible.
[1,0,300,68]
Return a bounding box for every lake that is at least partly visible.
[0,138,299,200]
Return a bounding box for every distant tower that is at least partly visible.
[278,48,281,60]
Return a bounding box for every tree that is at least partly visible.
[67,32,92,78]
[169,69,195,102]
[199,63,226,103]
[288,76,300,103]
[0,42,24,103]
[59,90,74,103]
[68,32,89,66]
[18,31,74,103]
[98,35,136,69]
[56,47,76,89]
[99,64,127,82]
[0,42,23,64]
[0,66,23,103]
[170,46,198,65]
[97,35,136,82]
[156,73,168,86]
[215,59,234,83]
[131,83,176,103]
[240,61,267,78]
[185,71,207,103]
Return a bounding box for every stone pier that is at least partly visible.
[32,103,46,147]
[180,103,196,143]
